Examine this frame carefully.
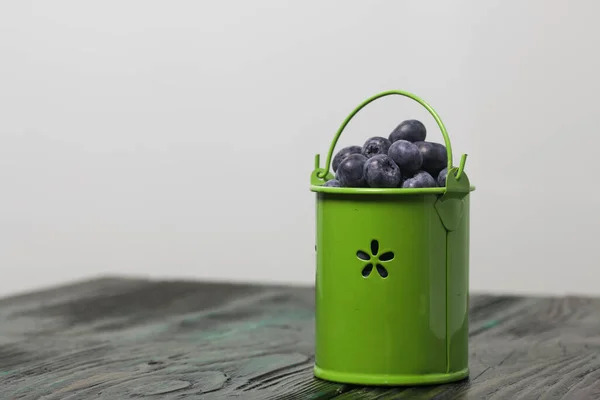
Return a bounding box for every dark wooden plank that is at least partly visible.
[0,278,599,399]
[0,278,332,399]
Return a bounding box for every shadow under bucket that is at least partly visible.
[310,90,474,386]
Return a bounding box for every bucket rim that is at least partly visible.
[310,185,476,195]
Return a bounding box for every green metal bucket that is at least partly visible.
[310,90,474,386]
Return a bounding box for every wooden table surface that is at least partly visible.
[0,278,598,399]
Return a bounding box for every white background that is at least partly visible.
[1,0,599,297]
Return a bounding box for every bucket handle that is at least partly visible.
[315,90,467,182]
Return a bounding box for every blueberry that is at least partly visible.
[437,167,448,187]
[323,179,341,187]
[402,171,437,188]
[388,140,423,174]
[389,120,426,143]
[332,145,362,172]
[400,170,416,187]
[361,137,391,159]
[363,155,401,188]
[336,154,367,187]
[415,141,448,175]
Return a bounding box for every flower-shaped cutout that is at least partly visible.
[356,240,394,278]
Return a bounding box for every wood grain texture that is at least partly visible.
[0,278,599,399]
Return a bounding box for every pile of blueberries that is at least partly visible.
[324,120,449,189]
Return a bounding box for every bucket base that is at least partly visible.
[314,365,469,386]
